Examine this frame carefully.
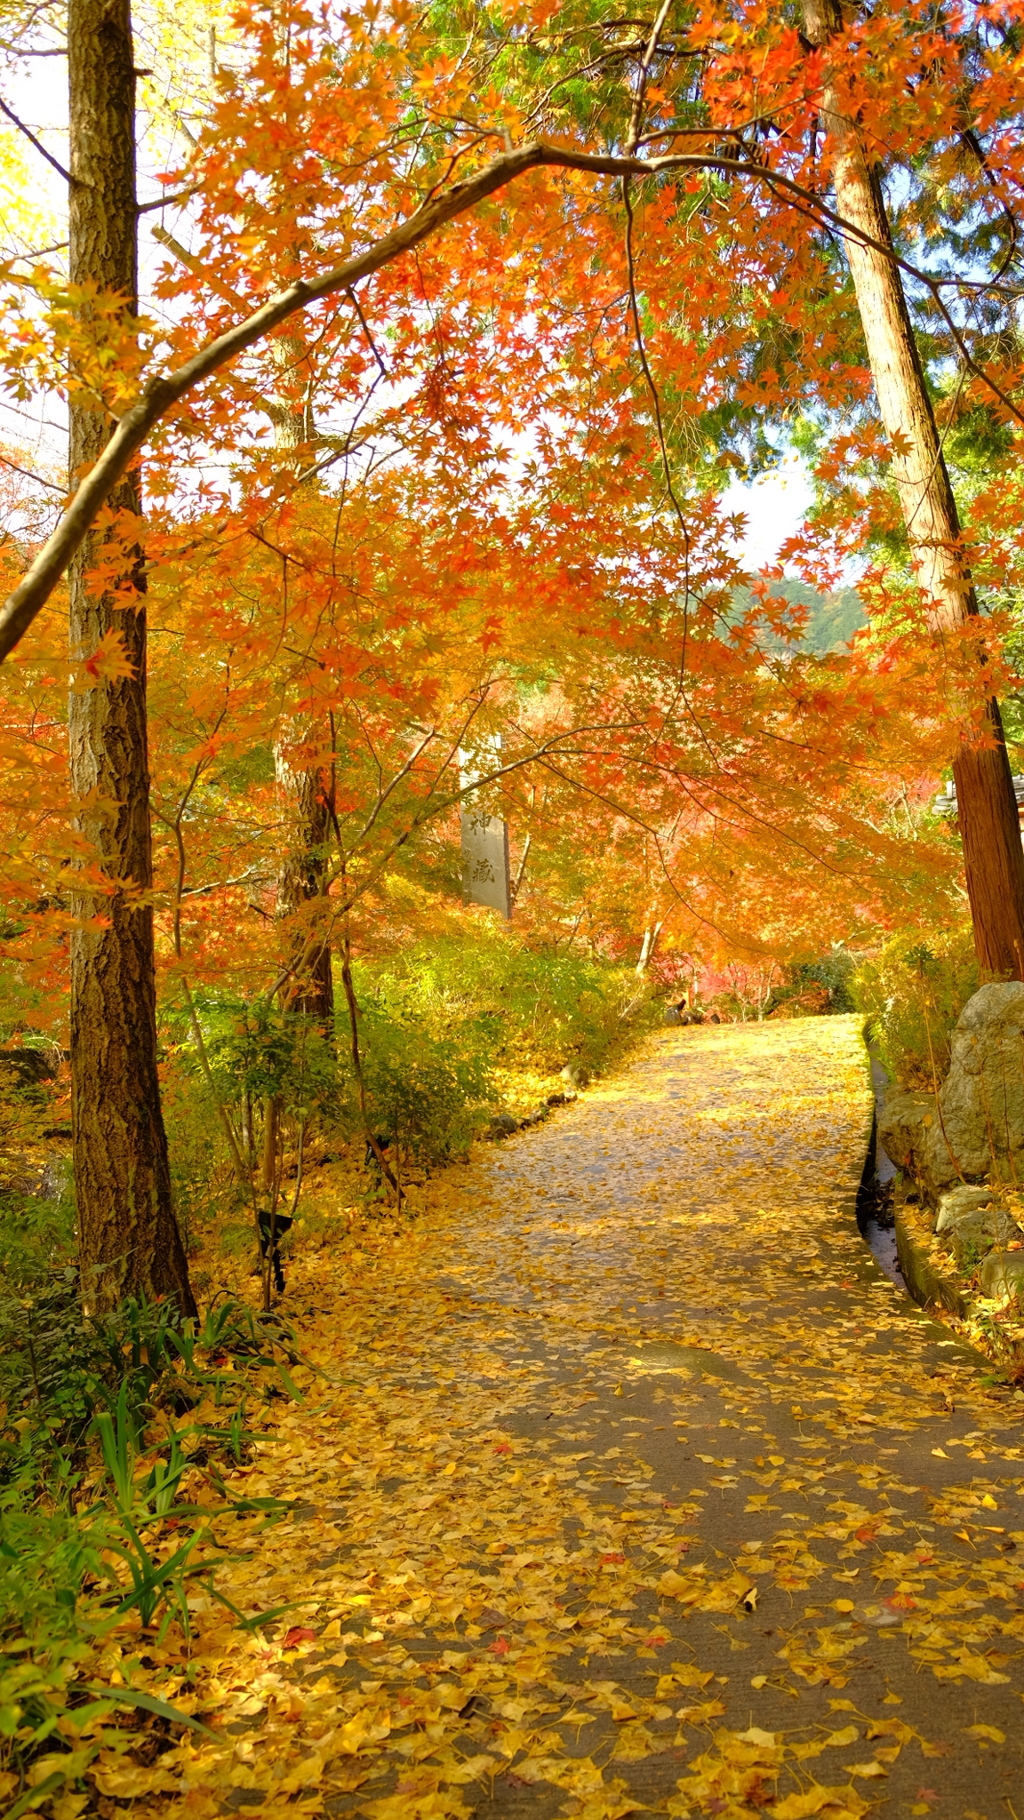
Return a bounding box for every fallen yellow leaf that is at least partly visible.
[770,1791,836,1819]
[665,1664,714,1689]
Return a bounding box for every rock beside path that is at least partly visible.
[946,1201,1018,1265]
[487,1111,519,1139]
[877,1083,941,1184]
[880,980,1024,1195]
[979,1247,1024,1297]
[934,1183,999,1229]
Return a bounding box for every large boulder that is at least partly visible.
[880,982,1024,1199]
[938,981,1024,1179]
[878,1087,944,1185]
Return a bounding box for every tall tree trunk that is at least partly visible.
[274,742,335,1022]
[802,0,1024,981]
[270,330,334,1025]
[68,0,195,1316]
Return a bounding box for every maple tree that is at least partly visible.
[10,7,1024,1805]
[2,0,1024,1306]
[799,0,1024,979]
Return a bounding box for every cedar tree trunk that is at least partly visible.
[803,0,1024,980]
[68,0,195,1315]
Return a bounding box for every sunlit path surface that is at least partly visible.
[177,1018,1024,1818]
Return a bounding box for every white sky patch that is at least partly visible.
[720,455,815,573]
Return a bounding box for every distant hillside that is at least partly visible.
[732,580,865,654]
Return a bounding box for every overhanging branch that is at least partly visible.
[0,135,1008,663]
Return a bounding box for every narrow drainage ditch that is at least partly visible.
[856,1044,905,1289]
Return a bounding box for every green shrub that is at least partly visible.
[0,1474,105,1657]
[350,933,659,1156]
[158,931,657,1179]
[852,925,979,1089]
[160,995,344,1263]
[0,1475,104,1787]
[0,1178,74,1293]
[164,991,339,1166]
[790,950,857,1012]
[356,927,655,1085]
[762,948,857,1017]
[351,1001,495,1160]
[0,1458,200,1807]
[186,996,338,1119]
[0,1252,288,1489]
[0,1288,299,1805]
[162,1059,234,1253]
[0,1277,190,1477]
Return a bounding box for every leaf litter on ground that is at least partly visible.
[16,1017,1024,1818]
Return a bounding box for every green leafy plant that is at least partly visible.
[159,934,656,1182]
[0,1288,301,1807]
[351,928,657,1156]
[761,949,857,1018]
[354,1001,495,1161]
[853,926,979,1089]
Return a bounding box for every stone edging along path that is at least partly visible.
[133,1016,1024,1818]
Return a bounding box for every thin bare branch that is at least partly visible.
[0,451,63,492]
[0,96,72,183]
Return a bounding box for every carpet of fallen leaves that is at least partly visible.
[56,1017,1024,1818]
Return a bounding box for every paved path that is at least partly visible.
[206,1017,1024,1820]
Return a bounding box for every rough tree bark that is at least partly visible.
[68,0,195,1315]
[802,0,1024,981]
[270,332,334,1027]
[274,747,335,1021]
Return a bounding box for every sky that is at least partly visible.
[721,454,816,572]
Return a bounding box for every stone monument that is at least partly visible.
[460,806,512,919]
